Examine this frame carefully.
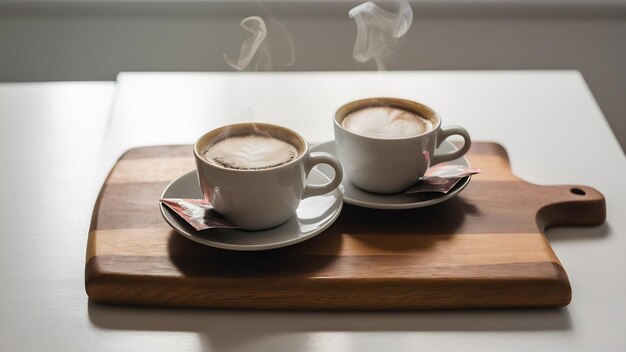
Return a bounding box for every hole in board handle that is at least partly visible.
[570,188,586,196]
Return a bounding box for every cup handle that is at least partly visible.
[303,152,343,199]
[430,126,472,165]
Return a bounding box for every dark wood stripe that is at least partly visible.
[92,177,603,237]
[93,180,544,233]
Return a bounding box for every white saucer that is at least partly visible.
[159,169,343,251]
[311,140,471,210]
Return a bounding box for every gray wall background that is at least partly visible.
[1,0,624,151]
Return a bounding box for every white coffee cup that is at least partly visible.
[334,97,471,194]
[194,123,343,230]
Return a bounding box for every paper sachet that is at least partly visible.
[160,198,239,230]
[424,164,482,179]
[405,164,481,194]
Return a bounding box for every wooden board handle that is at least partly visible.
[536,184,606,231]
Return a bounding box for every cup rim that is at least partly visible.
[334,97,442,141]
[193,122,310,173]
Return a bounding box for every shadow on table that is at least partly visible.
[88,301,571,351]
[546,222,611,242]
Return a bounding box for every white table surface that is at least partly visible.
[1,71,625,351]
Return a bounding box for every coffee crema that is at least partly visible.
[342,106,433,139]
[203,135,298,170]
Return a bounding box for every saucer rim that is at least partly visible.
[310,140,471,210]
[159,169,343,251]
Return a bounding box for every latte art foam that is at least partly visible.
[342,106,433,139]
[203,135,298,170]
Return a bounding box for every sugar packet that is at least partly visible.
[404,177,464,194]
[160,198,239,231]
[424,164,481,179]
[405,164,481,194]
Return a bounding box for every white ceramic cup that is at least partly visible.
[194,123,343,230]
[334,97,471,194]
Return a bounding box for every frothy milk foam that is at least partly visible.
[203,135,298,170]
[342,106,433,139]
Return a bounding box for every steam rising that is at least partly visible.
[349,1,413,70]
[224,16,270,71]
[269,15,296,67]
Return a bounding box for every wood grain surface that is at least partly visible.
[85,142,606,309]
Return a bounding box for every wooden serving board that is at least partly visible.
[85,142,605,309]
